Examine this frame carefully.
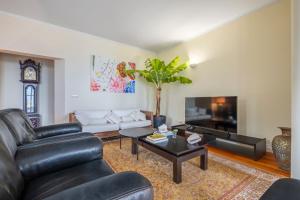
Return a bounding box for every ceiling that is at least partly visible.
[0,0,277,52]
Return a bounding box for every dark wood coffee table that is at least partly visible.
[119,127,154,157]
[134,135,209,184]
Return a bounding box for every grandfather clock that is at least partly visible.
[20,59,41,128]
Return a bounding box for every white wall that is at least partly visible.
[0,12,156,122]
[291,0,300,179]
[54,59,66,123]
[0,53,55,125]
[158,0,291,148]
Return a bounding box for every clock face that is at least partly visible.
[24,67,37,81]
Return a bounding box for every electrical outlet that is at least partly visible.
[71,94,79,98]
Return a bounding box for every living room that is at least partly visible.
[0,0,299,199]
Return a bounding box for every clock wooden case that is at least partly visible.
[20,59,41,128]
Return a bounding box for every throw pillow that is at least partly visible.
[121,115,134,122]
[106,113,121,124]
[130,111,139,121]
[133,112,146,121]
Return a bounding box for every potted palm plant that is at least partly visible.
[127,56,192,128]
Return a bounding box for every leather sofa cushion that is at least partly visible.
[0,119,17,157]
[120,120,151,130]
[0,143,24,200]
[23,159,114,200]
[28,171,153,200]
[0,109,35,145]
[16,136,103,180]
[82,123,119,133]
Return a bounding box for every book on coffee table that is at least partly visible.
[146,134,168,143]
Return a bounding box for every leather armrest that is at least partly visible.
[34,122,82,139]
[23,132,94,148]
[44,171,153,200]
[16,136,103,180]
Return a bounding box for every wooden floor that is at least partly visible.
[208,146,290,177]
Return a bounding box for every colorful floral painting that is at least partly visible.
[90,55,136,93]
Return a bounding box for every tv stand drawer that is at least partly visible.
[172,124,266,160]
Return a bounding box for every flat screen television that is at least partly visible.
[185,96,237,133]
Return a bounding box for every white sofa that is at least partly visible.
[73,109,152,133]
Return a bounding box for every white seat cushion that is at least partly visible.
[76,110,110,119]
[119,120,151,130]
[82,123,119,133]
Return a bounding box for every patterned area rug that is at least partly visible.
[103,139,282,200]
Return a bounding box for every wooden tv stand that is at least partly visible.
[172,125,266,161]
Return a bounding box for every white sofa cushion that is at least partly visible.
[82,123,119,133]
[88,118,108,125]
[131,111,146,121]
[75,113,89,125]
[119,120,151,130]
[76,110,110,119]
[112,109,139,117]
[121,115,134,122]
[106,113,121,124]
[75,110,111,125]
[138,112,146,121]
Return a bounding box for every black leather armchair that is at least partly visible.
[0,108,93,146]
[0,113,153,200]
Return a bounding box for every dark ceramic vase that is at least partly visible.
[153,115,166,128]
[272,127,291,171]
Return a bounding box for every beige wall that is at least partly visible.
[0,53,55,125]
[291,0,300,179]
[0,12,156,122]
[159,0,291,149]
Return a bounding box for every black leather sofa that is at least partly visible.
[260,178,300,200]
[0,108,94,146]
[0,109,153,200]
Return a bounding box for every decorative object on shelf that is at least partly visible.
[172,129,178,138]
[187,133,202,144]
[272,127,291,171]
[20,59,41,128]
[158,124,168,133]
[90,55,136,93]
[127,56,192,128]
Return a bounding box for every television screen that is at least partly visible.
[185,96,237,133]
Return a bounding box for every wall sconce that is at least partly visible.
[189,53,204,69]
[190,63,199,68]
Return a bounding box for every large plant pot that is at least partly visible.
[153,115,166,128]
[272,127,291,171]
